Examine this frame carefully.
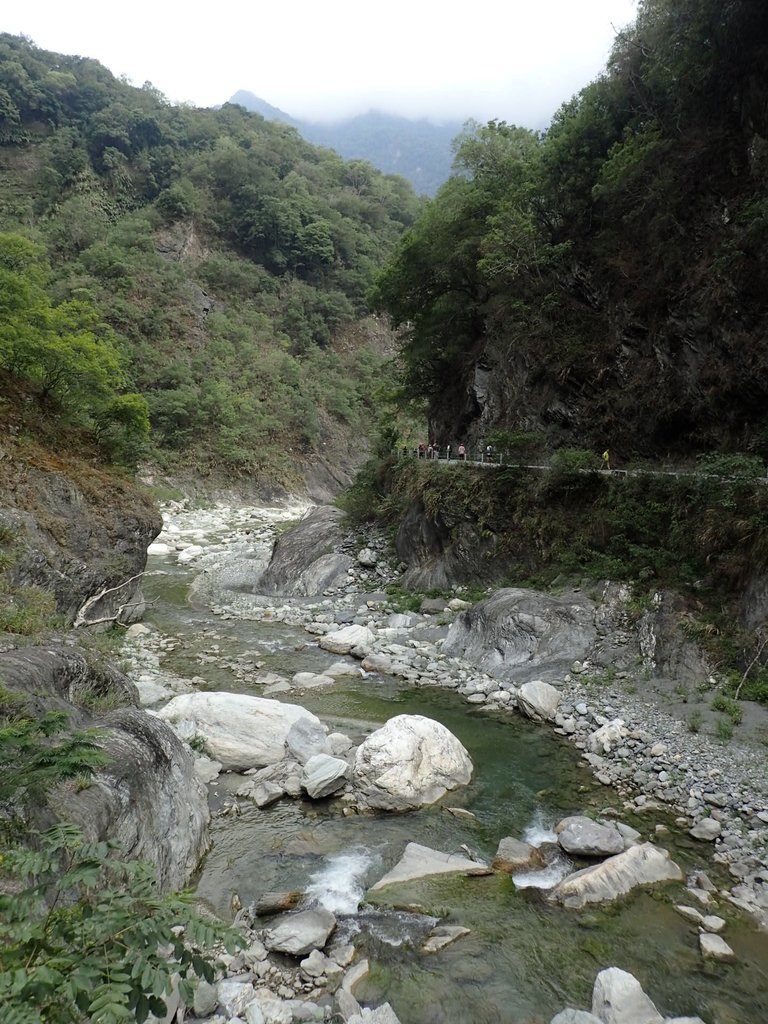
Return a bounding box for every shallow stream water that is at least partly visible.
[131,506,768,1024]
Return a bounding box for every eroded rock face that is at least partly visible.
[353,714,473,810]
[66,707,209,891]
[0,448,160,625]
[442,588,597,683]
[549,843,683,908]
[256,506,351,596]
[156,691,329,770]
[0,647,208,892]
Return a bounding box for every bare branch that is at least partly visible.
[73,572,147,628]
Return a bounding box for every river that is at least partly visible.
[124,502,768,1024]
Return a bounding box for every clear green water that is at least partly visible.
[138,549,768,1024]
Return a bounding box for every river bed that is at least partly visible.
[126,502,768,1024]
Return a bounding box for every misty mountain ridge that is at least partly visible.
[228,90,464,195]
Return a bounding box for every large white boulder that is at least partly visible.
[549,843,683,908]
[591,967,663,1024]
[156,692,329,771]
[353,714,473,810]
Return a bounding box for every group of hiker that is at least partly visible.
[415,442,493,461]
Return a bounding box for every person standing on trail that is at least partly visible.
[458,443,466,460]
[602,449,611,471]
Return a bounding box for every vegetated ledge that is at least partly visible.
[360,455,768,619]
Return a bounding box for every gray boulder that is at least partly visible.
[517,680,561,722]
[492,837,544,872]
[301,753,350,798]
[555,816,625,857]
[591,967,663,1024]
[442,587,597,682]
[320,624,375,656]
[264,908,337,956]
[689,818,721,841]
[353,714,473,810]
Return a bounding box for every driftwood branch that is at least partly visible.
[73,572,147,628]
[734,632,768,700]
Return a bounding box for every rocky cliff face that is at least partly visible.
[0,646,209,891]
[0,438,161,630]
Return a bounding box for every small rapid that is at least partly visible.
[305,847,379,915]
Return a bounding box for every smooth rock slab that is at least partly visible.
[264,908,337,956]
[555,816,624,857]
[370,842,491,890]
[699,933,735,961]
[421,924,471,953]
[549,843,683,908]
[591,967,663,1024]
[550,1012,603,1024]
[156,692,328,770]
[348,1004,402,1023]
[353,714,473,810]
[292,672,336,689]
[301,753,350,799]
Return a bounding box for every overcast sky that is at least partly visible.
[9,0,639,126]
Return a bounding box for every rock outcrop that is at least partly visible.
[0,441,160,627]
[442,588,597,683]
[353,714,473,810]
[0,647,208,891]
[255,506,352,596]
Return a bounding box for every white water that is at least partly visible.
[304,847,378,915]
[522,807,558,846]
[514,807,573,890]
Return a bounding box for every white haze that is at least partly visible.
[9,0,638,127]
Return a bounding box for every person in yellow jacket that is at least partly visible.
[602,449,611,470]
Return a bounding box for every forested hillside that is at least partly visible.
[229,91,461,197]
[0,33,422,485]
[372,0,768,462]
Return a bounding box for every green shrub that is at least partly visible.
[711,693,743,724]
